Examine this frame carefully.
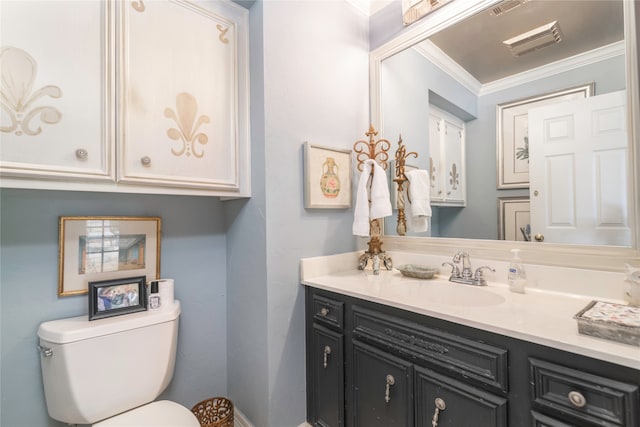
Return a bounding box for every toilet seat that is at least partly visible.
[93,400,200,426]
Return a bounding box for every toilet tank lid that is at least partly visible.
[38,300,181,344]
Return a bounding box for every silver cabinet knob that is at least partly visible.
[432,398,446,427]
[75,149,88,160]
[568,391,586,408]
[141,156,151,167]
[320,307,329,316]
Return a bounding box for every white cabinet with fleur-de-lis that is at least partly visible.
[0,1,115,182]
[428,106,466,207]
[0,0,250,197]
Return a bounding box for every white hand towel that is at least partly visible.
[353,159,392,236]
[406,169,431,232]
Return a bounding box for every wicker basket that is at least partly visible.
[191,397,234,427]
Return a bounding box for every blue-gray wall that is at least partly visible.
[0,189,228,427]
[0,1,367,427]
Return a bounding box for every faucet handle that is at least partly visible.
[472,266,495,286]
[442,262,460,278]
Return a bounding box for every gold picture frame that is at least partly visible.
[496,83,594,189]
[304,142,352,209]
[58,216,161,296]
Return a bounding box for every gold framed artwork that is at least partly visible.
[58,216,161,296]
[498,197,531,242]
[304,142,352,209]
[496,83,594,189]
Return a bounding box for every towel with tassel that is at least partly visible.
[353,159,392,236]
[406,169,431,232]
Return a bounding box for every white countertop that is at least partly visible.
[301,252,640,370]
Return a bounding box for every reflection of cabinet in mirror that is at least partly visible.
[429,106,466,206]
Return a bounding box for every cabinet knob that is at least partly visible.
[322,345,332,369]
[320,307,329,317]
[431,398,446,427]
[140,156,151,167]
[568,390,586,408]
[75,149,88,160]
[534,233,544,242]
[384,374,395,403]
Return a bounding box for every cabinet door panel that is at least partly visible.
[118,0,246,191]
[415,366,507,427]
[353,340,413,427]
[310,324,344,427]
[1,0,114,181]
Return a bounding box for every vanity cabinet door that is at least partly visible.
[352,340,413,427]
[309,324,344,427]
[415,366,507,427]
[0,1,114,182]
[117,0,249,194]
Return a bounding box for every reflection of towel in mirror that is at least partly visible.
[406,169,431,232]
[353,159,392,236]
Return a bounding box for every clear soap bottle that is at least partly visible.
[508,249,526,293]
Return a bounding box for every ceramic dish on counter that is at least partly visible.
[396,264,439,280]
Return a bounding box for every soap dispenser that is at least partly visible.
[508,249,526,293]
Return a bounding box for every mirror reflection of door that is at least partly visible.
[528,91,630,246]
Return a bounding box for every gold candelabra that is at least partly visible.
[393,135,418,236]
[353,124,393,274]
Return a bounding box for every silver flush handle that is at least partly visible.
[37,344,53,357]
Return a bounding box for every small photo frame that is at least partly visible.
[88,276,147,321]
[496,83,594,189]
[58,216,161,296]
[304,142,352,209]
[498,196,531,241]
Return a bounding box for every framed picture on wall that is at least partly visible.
[58,216,161,296]
[498,197,531,241]
[496,83,594,189]
[304,142,352,209]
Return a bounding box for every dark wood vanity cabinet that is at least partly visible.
[305,286,640,427]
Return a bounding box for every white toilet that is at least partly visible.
[37,300,200,426]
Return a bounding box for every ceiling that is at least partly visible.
[427,0,624,84]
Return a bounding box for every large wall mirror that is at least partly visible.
[371,0,640,270]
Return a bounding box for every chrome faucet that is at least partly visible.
[442,251,495,286]
[453,251,472,279]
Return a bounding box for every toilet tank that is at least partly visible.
[38,301,181,425]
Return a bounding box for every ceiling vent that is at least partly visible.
[502,21,563,57]
[402,0,452,26]
[490,0,528,16]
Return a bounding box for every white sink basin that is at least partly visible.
[418,283,506,307]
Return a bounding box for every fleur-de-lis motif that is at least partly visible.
[217,24,229,44]
[164,92,210,158]
[449,163,459,190]
[429,157,437,188]
[1,46,62,136]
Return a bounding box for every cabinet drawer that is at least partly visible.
[531,411,578,427]
[415,366,507,427]
[312,294,344,329]
[353,306,508,391]
[530,358,639,427]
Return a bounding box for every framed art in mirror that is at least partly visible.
[498,196,530,242]
[58,216,161,296]
[88,276,147,321]
[497,83,594,189]
[304,142,352,209]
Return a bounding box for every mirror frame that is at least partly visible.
[370,0,640,271]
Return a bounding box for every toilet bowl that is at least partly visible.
[38,300,199,426]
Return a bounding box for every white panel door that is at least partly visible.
[0,0,114,181]
[528,91,630,246]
